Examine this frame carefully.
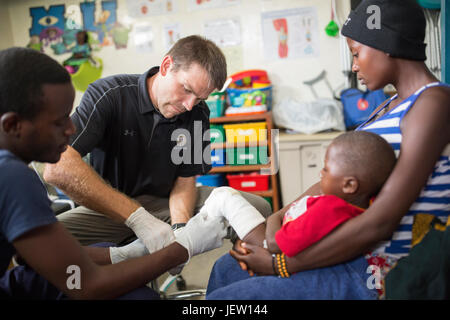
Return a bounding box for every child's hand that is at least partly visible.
[230,242,274,276]
[232,239,254,276]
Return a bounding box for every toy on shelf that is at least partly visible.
[225,69,273,116]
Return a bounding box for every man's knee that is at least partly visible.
[240,192,272,218]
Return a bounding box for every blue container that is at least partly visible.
[196,174,226,187]
[340,88,389,129]
[205,92,226,118]
[226,86,273,110]
[211,148,226,167]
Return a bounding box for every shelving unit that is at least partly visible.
[209,111,280,212]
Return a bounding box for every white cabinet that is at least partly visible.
[278,131,344,207]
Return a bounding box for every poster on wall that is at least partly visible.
[203,18,241,47]
[261,7,319,61]
[163,23,181,51]
[134,23,154,53]
[126,0,178,18]
[187,0,240,11]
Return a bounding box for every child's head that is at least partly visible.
[320,131,396,203]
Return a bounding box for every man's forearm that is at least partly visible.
[44,146,139,222]
[169,176,197,224]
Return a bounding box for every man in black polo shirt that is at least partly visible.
[44,35,272,255]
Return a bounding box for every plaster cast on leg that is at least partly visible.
[203,187,265,240]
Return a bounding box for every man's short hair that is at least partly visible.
[167,35,227,91]
[0,47,71,119]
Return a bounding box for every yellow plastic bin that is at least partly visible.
[223,122,267,143]
[70,58,103,92]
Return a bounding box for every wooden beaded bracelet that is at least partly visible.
[280,253,290,278]
[275,253,290,278]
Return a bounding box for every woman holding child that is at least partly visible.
[206,0,450,300]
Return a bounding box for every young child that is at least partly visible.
[203,131,396,263]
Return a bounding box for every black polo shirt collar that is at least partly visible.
[138,66,158,115]
[138,66,179,124]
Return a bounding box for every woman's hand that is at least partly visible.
[230,242,275,276]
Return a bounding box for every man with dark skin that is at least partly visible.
[0,47,227,299]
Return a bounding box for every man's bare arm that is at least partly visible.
[44,146,139,222]
[169,176,197,224]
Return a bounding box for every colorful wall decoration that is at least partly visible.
[27,0,131,55]
[26,0,131,91]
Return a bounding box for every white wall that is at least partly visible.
[0,0,14,50]
[4,0,352,109]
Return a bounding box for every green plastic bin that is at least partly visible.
[210,124,225,144]
[226,146,268,165]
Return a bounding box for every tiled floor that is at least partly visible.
[155,239,233,299]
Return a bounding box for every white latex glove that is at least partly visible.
[125,207,175,254]
[175,207,228,264]
[109,238,148,264]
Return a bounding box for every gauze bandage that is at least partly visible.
[203,187,266,240]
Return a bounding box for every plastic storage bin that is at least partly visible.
[206,92,226,118]
[196,174,226,187]
[211,149,226,167]
[223,122,267,144]
[225,69,273,113]
[226,172,269,192]
[226,146,268,166]
[226,85,272,110]
[209,124,225,144]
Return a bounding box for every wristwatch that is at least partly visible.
[171,223,186,231]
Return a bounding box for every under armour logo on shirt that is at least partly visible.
[124,130,136,136]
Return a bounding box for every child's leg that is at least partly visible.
[242,223,266,247]
[203,187,266,245]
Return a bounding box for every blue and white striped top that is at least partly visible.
[357,82,450,259]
